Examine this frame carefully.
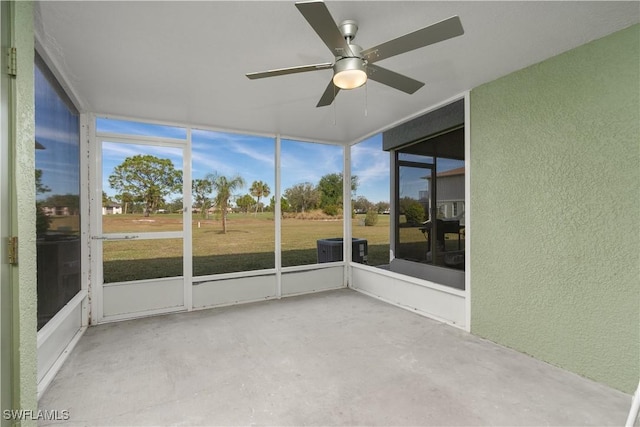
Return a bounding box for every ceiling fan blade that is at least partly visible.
[246,62,333,80]
[362,16,464,64]
[316,80,340,107]
[366,64,424,94]
[295,1,353,57]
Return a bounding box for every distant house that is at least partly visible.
[424,167,465,224]
[435,166,465,223]
[207,206,232,214]
[41,205,73,216]
[102,204,122,215]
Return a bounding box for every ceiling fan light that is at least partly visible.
[333,58,367,90]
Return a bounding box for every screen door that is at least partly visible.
[95,138,187,321]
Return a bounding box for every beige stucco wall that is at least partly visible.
[470,24,639,393]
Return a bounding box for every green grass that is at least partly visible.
[48,216,80,233]
[102,212,391,283]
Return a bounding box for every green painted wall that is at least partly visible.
[0,2,13,425]
[12,0,38,419]
[470,24,639,393]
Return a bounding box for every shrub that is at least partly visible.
[36,204,51,236]
[364,210,378,226]
[404,202,425,225]
[282,209,343,220]
[322,204,339,216]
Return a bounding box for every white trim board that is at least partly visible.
[37,292,87,397]
[351,264,466,329]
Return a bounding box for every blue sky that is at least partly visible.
[99,118,392,204]
[39,108,452,206]
[351,133,389,203]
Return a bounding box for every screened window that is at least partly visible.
[191,130,275,276]
[281,140,344,267]
[35,52,81,329]
[351,134,390,266]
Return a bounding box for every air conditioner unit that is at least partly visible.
[317,238,368,264]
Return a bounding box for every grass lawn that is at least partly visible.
[102,213,390,283]
[48,216,80,233]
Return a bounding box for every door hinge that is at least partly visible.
[7,236,18,265]
[6,47,16,77]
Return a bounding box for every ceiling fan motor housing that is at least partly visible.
[345,43,363,59]
[334,43,365,71]
[333,37,367,89]
[334,57,366,73]
[339,19,358,41]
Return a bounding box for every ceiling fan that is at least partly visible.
[246,0,464,107]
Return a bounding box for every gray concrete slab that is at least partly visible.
[39,289,630,426]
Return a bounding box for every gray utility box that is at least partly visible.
[317,238,368,264]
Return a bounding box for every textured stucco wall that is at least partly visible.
[1,2,12,424]
[470,24,639,393]
[13,0,37,416]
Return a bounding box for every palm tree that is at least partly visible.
[207,173,245,233]
[192,178,213,218]
[249,180,271,215]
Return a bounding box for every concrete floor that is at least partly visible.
[39,289,630,426]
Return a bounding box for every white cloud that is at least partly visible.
[229,143,275,167]
[35,124,79,147]
[102,142,183,165]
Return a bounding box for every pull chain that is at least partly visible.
[364,81,368,117]
[333,83,337,125]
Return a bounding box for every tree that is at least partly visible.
[249,180,271,215]
[115,192,135,214]
[235,194,255,213]
[353,196,373,213]
[269,196,290,214]
[208,173,245,233]
[166,197,184,213]
[155,197,167,211]
[317,173,358,209]
[35,169,51,236]
[375,201,390,214]
[35,169,51,195]
[192,178,213,218]
[108,155,182,217]
[400,198,425,225]
[317,173,341,208]
[284,182,319,213]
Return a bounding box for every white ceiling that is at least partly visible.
[34,1,639,144]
